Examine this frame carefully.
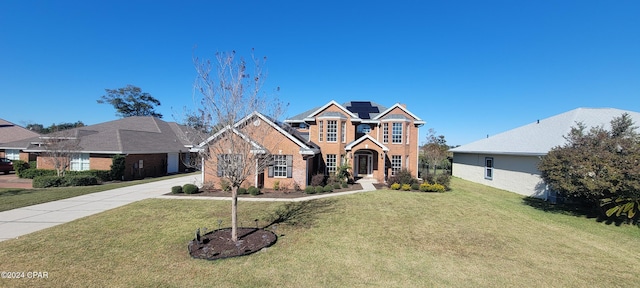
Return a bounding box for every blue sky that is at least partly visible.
[1,0,638,146]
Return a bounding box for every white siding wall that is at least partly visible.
[452,153,549,198]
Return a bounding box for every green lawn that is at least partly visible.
[0,173,198,212]
[1,177,638,287]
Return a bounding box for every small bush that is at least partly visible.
[411,183,420,191]
[33,176,65,188]
[248,186,260,196]
[183,184,199,194]
[423,173,435,185]
[323,184,333,193]
[314,186,324,194]
[237,187,248,195]
[333,182,341,190]
[171,186,183,194]
[431,183,446,193]
[12,160,29,176]
[273,180,280,191]
[401,184,411,191]
[341,182,349,188]
[390,183,401,190]
[388,169,418,185]
[304,186,316,194]
[419,183,430,192]
[311,173,326,187]
[293,181,302,191]
[436,174,451,190]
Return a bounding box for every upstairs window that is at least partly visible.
[485,157,494,180]
[392,123,403,144]
[327,120,337,142]
[383,123,389,143]
[341,121,346,143]
[217,154,243,177]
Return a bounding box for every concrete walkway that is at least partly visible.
[0,174,202,242]
[0,176,378,242]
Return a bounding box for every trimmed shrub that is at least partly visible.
[311,173,325,187]
[19,169,57,179]
[390,183,401,190]
[183,184,199,194]
[12,160,29,176]
[333,182,341,190]
[70,170,111,182]
[111,154,126,181]
[314,186,324,194]
[171,186,183,194]
[237,187,248,195]
[323,185,333,193]
[341,182,349,188]
[401,184,411,191]
[419,183,430,192]
[33,176,65,188]
[431,183,446,193]
[411,183,420,191]
[304,186,316,194]
[248,186,260,196]
[64,175,98,186]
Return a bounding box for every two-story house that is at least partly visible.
[200,100,424,190]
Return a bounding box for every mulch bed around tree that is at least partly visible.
[170,183,365,199]
[188,227,277,260]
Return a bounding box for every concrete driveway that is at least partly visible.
[0,173,32,189]
[0,174,202,242]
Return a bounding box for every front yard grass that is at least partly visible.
[0,173,198,212]
[1,177,639,287]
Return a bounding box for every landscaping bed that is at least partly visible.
[169,183,364,198]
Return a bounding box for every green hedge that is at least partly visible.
[183,184,199,194]
[32,175,99,188]
[19,169,111,182]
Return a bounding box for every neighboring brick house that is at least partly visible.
[0,118,40,162]
[200,100,424,189]
[8,116,196,180]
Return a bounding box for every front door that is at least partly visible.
[358,155,368,175]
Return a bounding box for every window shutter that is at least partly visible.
[268,166,274,178]
[217,155,223,177]
[286,155,293,178]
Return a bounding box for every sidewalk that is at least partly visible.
[0,174,202,242]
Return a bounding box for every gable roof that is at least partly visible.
[450,108,640,156]
[345,134,389,152]
[0,118,40,144]
[374,103,426,125]
[23,116,192,154]
[303,100,360,122]
[199,111,320,155]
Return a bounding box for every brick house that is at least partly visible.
[8,116,196,180]
[200,100,424,189]
[0,118,40,162]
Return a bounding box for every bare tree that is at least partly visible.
[40,130,81,176]
[189,50,284,241]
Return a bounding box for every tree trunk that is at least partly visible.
[231,185,238,242]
